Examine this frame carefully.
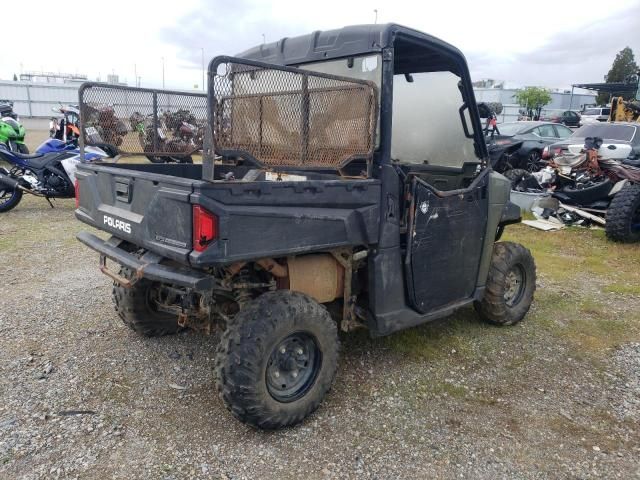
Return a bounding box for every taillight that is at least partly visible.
[74,179,80,208]
[192,205,217,252]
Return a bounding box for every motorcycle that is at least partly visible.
[0,139,109,213]
[129,111,195,164]
[53,104,81,144]
[0,103,29,153]
[83,104,128,147]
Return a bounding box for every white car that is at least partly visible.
[579,107,611,126]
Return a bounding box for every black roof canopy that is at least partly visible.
[237,23,468,74]
[573,82,638,96]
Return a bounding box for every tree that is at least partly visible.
[513,87,552,120]
[596,47,638,105]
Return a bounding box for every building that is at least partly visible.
[474,86,596,123]
[19,71,89,85]
[1,77,597,120]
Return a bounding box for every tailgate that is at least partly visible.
[75,164,195,263]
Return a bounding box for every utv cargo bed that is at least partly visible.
[75,163,380,267]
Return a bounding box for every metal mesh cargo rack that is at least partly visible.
[207,56,378,172]
[78,83,208,158]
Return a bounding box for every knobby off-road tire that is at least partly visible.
[475,242,536,326]
[606,182,640,243]
[112,268,181,337]
[215,290,339,429]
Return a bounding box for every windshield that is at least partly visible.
[582,108,600,115]
[299,55,382,90]
[300,54,382,147]
[496,122,528,136]
[572,124,636,142]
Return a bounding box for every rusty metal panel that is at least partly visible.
[209,56,378,170]
[78,83,208,157]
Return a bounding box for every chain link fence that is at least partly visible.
[78,83,207,160]
[209,56,378,169]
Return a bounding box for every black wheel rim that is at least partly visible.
[0,188,16,207]
[504,264,526,307]
[526,152,540,172]
[266,332,321,403]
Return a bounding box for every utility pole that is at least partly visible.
[134,64,137,87]
[161,57,165,89]
[262,33,266,44]
[201,48,205,92]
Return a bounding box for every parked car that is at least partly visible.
[579,107,611,126]
[492,121,573,170]
[543,122,640,165]
[540,110,581,127]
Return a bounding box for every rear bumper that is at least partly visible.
[76,231,215,292]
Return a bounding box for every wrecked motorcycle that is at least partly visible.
[129,111,196,164]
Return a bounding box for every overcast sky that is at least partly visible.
[3,0,639,91]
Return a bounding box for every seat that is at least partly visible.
[12,151,45,160]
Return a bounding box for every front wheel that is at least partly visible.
[215,291,339,429]
[475,242,536,326]
[0,185,23,213]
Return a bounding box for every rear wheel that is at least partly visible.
[606,182,640,243]
[475,242,536,326]
[0,185,22,213]
[112,267,181,336]
[215,291,339,429]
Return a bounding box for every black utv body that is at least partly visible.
[75,24,535,429]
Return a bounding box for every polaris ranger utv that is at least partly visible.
[74,24,535,429]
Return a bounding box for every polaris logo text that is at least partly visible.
[103,215,132,234]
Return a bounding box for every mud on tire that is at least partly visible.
[605,182,640,243]
[215,290,339,429]
[475,241,536,326]
[112,267,181,336]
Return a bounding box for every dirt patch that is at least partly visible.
[1,200,639,479]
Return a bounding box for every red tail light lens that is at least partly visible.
[74,179,80,208]
[193,205,217,252]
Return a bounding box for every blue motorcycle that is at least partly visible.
[0,139,111,212]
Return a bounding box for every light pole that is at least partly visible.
[201,48,205,92]
[161,57,165,89]
[374,9,378,24]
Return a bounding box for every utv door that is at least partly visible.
[404,171,489,314]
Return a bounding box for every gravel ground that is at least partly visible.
[1,194,639,479]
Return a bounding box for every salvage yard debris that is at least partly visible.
[507,136,640,242]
